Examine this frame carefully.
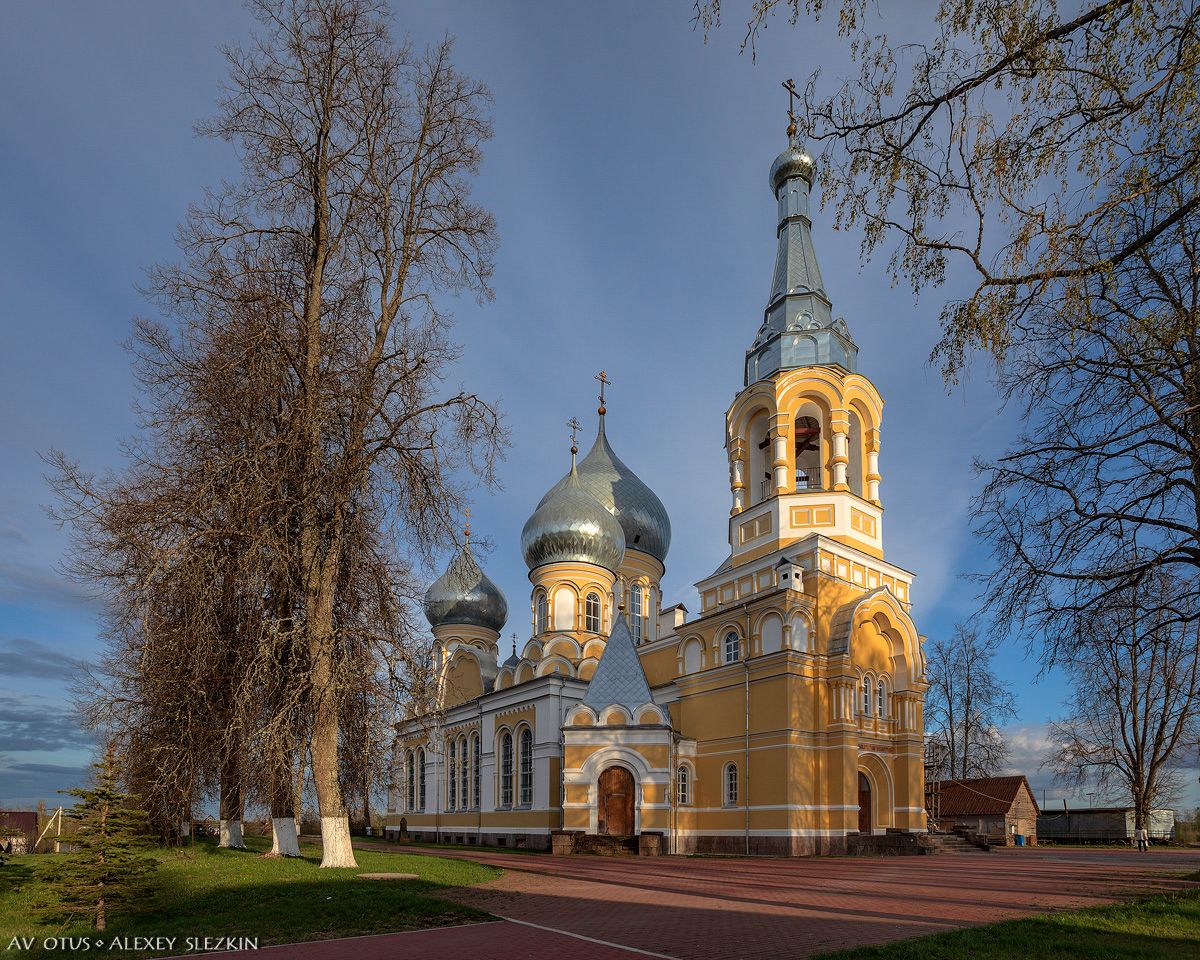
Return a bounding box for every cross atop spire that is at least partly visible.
[595,370,611,416]
[783,78,800,145]
[567,416,582,453]
[463,506,471,543]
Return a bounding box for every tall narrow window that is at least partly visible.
[500,732,514,807]
[519,728,534,805]
[418,749,427,811]
[877,679,887,718]
[535,591,548,634]
[629,584,644,643]
[677,765,691,805]
[724,763,738,806]
[585,592,602,632]
[472,733,481,809]
[724,631,740,663]
[405,749,415,811]
[862,676,872,715]
[458,735,469,809]
[448,739,457,809]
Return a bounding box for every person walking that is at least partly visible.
[1134,826,1149,852]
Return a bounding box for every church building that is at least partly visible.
[385,134,927,855]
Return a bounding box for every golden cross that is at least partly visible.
[595,370,611,415]
[567,416,582,451]
[782,78,799,140]
[464,506,471,542]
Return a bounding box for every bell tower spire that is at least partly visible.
[744,82,858,387]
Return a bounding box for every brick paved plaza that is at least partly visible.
[201,845,1200,960]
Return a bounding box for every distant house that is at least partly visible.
[928,776,1040,846]
[1037,807,1175,844]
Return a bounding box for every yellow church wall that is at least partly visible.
[441,654,484,709]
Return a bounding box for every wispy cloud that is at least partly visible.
[0,635,87,680]
[0,693,94,752]
[0,560,99,612]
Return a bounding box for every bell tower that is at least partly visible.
[725,123,885,563]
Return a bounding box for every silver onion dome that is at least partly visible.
[538,416,671,564]
[522,460,625,573]
[770,141,814,193]
[424,542,508,633]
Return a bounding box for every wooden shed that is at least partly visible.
[929,776,1040,846]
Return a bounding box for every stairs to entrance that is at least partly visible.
[573,834,638,856]
[926,832,989,854]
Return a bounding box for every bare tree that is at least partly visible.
[924,625,1017,781]
[698,1,1199,371]
[1048,573,1200,830]
[156,0,504,867]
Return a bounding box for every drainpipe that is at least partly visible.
[558,678,565,831]
[743,602,752,856]
[477,699,484,841]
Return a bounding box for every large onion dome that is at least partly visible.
[522,459,625,573]
[538,415,671,564]
[424,542,508,633]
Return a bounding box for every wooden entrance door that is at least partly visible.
[597,766,635,836]
[858,772,871,834]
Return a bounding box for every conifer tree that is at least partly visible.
[40,749,158,931]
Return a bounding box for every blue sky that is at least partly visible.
[1,1,1186,812]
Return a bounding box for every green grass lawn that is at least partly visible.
[817,886,1200,960]
[0,836,499,958]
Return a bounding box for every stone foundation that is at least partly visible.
[681,834,851,856]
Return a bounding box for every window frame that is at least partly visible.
[535,591,548,634]
[418,748,427,811]
[471,733,481,809]
[677,764,691,805]
[458,735,469,809]
[500,731,514,807]
[877,678,887,718]
[405,749,415,812]
[723,630,741,664]
[585,591,602,633]
[723,762,738,807]
[448,739,457,809]
[518,727,534,806]
[630,584,644,644]
[862,675,873,715]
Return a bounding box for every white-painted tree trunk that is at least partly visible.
[270,817,301,857]
[218,819,245,848]
[319,815,356,868]
[180,820,192,842]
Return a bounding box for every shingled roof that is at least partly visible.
[581,613,653,715]
[931,776,1039,817]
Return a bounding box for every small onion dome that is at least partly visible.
[522,461,625,573]
[565,417,671,563]
[424,543,508,633]
[770,142,814,193]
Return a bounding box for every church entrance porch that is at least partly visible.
[597,765,635,836]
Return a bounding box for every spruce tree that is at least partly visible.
[40,748,158,931]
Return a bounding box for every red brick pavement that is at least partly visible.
[186,919,665,960]
[399,844,1200,960]
[198,843,1200,960]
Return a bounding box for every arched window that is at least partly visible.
[472,733,481,809]
[535,591,548,634]
[585,592,602,632]
[630,584,644,644]
[877,679,887,718]
[677,765,691,805]
[458,735,469,809]
[724,630,741,664]
[794,415,822,490]
[447,739,457,809]
[405,749,415,811]
[519,728,534,805]
[500,731,514,807]
[862,676,872,715]
[724,763,738,807]
[418,749,427,811]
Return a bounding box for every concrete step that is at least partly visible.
[574,834,638,856]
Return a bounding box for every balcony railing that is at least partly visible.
[795,466,823,491]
